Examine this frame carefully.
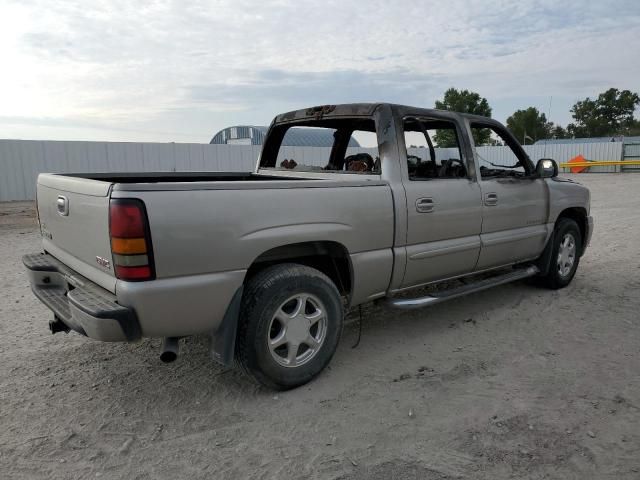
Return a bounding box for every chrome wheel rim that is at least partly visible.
[557,233,576,277]
[267,294,328,368]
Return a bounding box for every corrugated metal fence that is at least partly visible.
[0,140,263,202]
[0,139,624,201]
[622,143,640,172]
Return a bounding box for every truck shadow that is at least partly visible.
[32,278,548,406]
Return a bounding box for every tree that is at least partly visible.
[433,88,492,146]
[567,88,640,137]
[506,107,553,144]
[549,125,569,140]
[627,120,640,136]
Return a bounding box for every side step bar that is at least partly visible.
[386,265,539,310]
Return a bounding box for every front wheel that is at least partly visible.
[235,264,343,390]
[537,218,582,289]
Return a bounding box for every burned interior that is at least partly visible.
[259,118,381,174]
[402,117,468,180]
[470,122,534,178]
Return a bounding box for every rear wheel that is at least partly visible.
[538,218,582,289]
[235,263,343,390]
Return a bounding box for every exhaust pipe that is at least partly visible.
[49,316,70,334]
[160,337,180,363]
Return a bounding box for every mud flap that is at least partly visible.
[535,230,555,276]
[209,286,243,366]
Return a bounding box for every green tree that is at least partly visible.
[549,125,569,139]
[506,107,553,144]
[627,120,640,136]
[567,88,640,137]
[433,88,492,146]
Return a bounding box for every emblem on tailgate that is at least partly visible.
[96,256,111,269]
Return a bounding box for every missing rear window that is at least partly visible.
[259,119,381,174]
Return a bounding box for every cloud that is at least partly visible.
[0,0,639,141]
[186,68,444,108]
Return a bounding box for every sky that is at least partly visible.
[1,0,639,143]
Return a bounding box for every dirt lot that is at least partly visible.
[1,174,639,479]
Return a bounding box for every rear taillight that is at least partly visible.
[109,199,155,281]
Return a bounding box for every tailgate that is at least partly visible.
[37,173,117,293]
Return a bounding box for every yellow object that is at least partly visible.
[558,161,640,168]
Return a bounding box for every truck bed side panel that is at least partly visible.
[114,183,395,285]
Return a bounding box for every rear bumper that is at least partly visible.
[23,253,140,342]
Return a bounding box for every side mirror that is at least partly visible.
[536,158,558,178]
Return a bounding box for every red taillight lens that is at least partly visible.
[110,203,145,238]
[115,265,152,280]
[109,199,154,281]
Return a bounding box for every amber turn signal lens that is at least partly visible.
[111,237,147,254]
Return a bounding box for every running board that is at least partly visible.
[386,265,539,310]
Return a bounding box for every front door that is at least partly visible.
[469,121,550,270]
[400,116,483,288]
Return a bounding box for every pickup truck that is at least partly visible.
[24,103,593,390]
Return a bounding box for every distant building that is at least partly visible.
[210,125,360,147]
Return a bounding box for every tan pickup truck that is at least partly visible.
[24,103,593,389]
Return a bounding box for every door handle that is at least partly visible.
[416,197,434,213]
[484,192,498,206]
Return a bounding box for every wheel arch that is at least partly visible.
[245,241,353,298]
[535,206,588,277]
[555,207,588,255]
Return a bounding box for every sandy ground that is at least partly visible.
[1,174,640,480]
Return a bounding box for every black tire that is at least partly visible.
[235,263,343,390]
[538,218,582,289]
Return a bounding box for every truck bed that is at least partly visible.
[35,171,391,296]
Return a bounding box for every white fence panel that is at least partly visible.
[173,143,192,171]
[142,143,174,171]
[85,142,109,173]
[42,141,68,173]
[70,142,90,172]
[1,141,27,201]
[17,141,43,201]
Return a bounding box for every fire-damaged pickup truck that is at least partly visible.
[24,103,593,389]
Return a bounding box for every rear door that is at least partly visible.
[399,116,483,288]
[37,174,116,292]
[469,122,549,270]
